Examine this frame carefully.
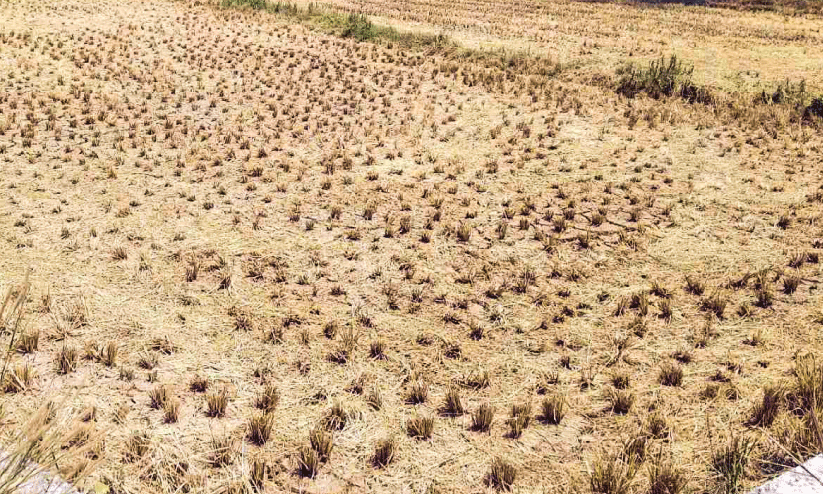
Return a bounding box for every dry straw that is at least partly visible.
[0,272,100,492]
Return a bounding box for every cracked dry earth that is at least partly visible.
[0,0,822,492]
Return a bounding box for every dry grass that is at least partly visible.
[371,437,397,468]
[406,415,435,440]
[471,403,495,433]
[710,435,756,493]
[589,450,637,494]
[0,277,101,491]
[487,456,517,491]
[246,412,275,446]
[309,427,334,461]
[647,452,688,494]
[297,444,321,478]
[254,384,280,413]
[539,393,567,425]
[0,0,821,491]
[206,388,229,418]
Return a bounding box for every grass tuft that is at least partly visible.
[710,435,755,494]
[539,393,567,425]
[659,362,684,387]
[487,457,516,491]
[124,431,151,463]
[589,450,637,494]
[322,402,350,431]
[255,384,280,413]
[56,345,79,375]
[16,330,39,354]
[441,386,465,416]
[406,380,428,404]
[247,412,275,445]
[471,403,495,432]
[309,427,334,461]
[507,403,532,438]
[647,452,688,494]
[747,384,784,427]
[148,384,169,409]
[209,435,235,467]
[371,437,397,468]
[407,415,434,440]
[163,397,181,423]
[606,388,635,415]
[206,387,229,418]
[297,445,320,478]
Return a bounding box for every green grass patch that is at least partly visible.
[215,0,560,77]
[219,0,449,47]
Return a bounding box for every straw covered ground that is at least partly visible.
[0,0,821,492]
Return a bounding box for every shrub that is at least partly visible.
[221,0,269,8]
[804,97,823,121]
[341,13,376,41]
[757,79,809,108]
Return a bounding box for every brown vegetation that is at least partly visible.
[0,0,821,491]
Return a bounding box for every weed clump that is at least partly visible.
[616,56,712,104]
